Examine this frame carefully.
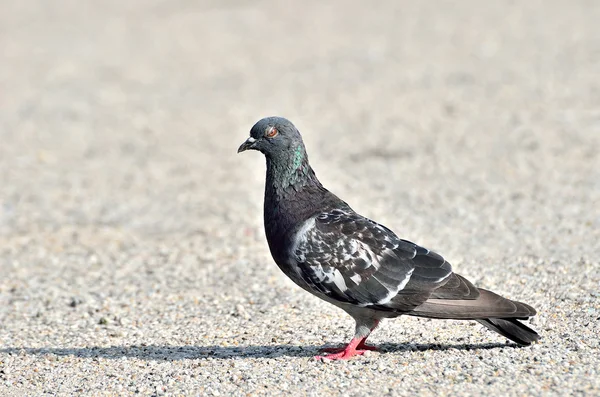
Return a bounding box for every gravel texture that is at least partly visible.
[1,0,599,396]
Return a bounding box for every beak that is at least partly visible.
[237,137,257,153]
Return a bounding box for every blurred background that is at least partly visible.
[1,0,598,242]
[0,0,599,394]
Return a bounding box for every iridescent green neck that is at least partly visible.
[291,145,304,170]
[265,144,321,199]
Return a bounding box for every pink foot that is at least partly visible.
[314,348,371,360]
[315,338,378,361]
[319,342,378,354]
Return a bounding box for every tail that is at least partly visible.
[476,318,540,345]
[407,274,540,345]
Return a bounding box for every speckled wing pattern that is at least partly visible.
[292,209,454,311]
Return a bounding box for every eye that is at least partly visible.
[265,127,278,138]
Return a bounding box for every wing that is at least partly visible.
[292,209,454,311]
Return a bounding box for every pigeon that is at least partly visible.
[238,116,540,360]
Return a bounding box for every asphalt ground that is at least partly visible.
[1,1,599,395]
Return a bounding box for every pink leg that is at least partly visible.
[319,337,378,354]
[315,337,370,360]
[356,339,379,351]
[316,321,380,360]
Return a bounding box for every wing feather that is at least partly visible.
[291,209,453,310]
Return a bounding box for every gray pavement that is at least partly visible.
[1,1,599,395]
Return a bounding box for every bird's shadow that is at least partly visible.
[0,342,514,361]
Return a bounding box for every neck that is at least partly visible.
[264,144,322,201]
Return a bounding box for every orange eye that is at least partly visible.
[265,127,278,138]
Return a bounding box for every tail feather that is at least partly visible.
[477,318,540,345]
[411,288,536,319]
[407,283,540,345]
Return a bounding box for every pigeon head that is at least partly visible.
[237,116,304,159]
[238,116,321,194]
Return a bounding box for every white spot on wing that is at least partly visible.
[312,266,326,281]
[291,217,316,254]
[331,269,348,292]
[350,273,362,284]
[373,268,414,305]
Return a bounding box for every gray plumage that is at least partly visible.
[238,116,540,360]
